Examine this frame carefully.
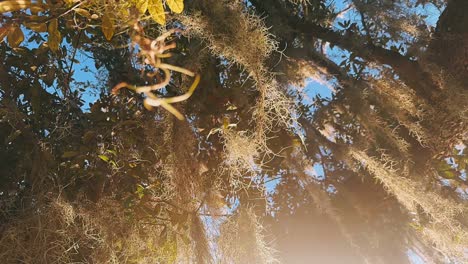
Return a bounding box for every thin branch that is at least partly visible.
[66,29,82,90]
[359,11,373,44]
[334,3,353,20]
[39,1,85,24]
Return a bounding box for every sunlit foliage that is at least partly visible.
[0,0,467,263]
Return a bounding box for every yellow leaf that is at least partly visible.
[25,15,42,22]
[47,19,61,52]
[7,26,24,48]
[30,0,44,15]
[0,0,31,13]
[223,117,229,129]
[74,8,91,18]
[24,22,47,32]
[148,0,165,25]
[135,0,148,14]
[166,0,183,14]
[29,4,44,14]
[101,14,114,41]
[0,26,11,43]
[98,154,110,162]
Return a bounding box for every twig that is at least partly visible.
[66,29,82,90]
[40,1,86,24]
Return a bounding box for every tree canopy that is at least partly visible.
[0,0,467,263]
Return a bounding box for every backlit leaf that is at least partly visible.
[29,4,44,14]
[7,26,24,48]
[0,26,10,43]
[48,19,61,52]
[223,117,229,129]
[98,154,110,162]
[117,7,130,18]
[24,22,47,32]
[148,0,165,25]
[442,169,456,179]
[136,184,145,199]
[0,0,31,13]
[135,0,148,14]
[166,0,184,14]
[74,8,91,18]
[101,14,114,41]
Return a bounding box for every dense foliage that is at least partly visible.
[0,0,467,263]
